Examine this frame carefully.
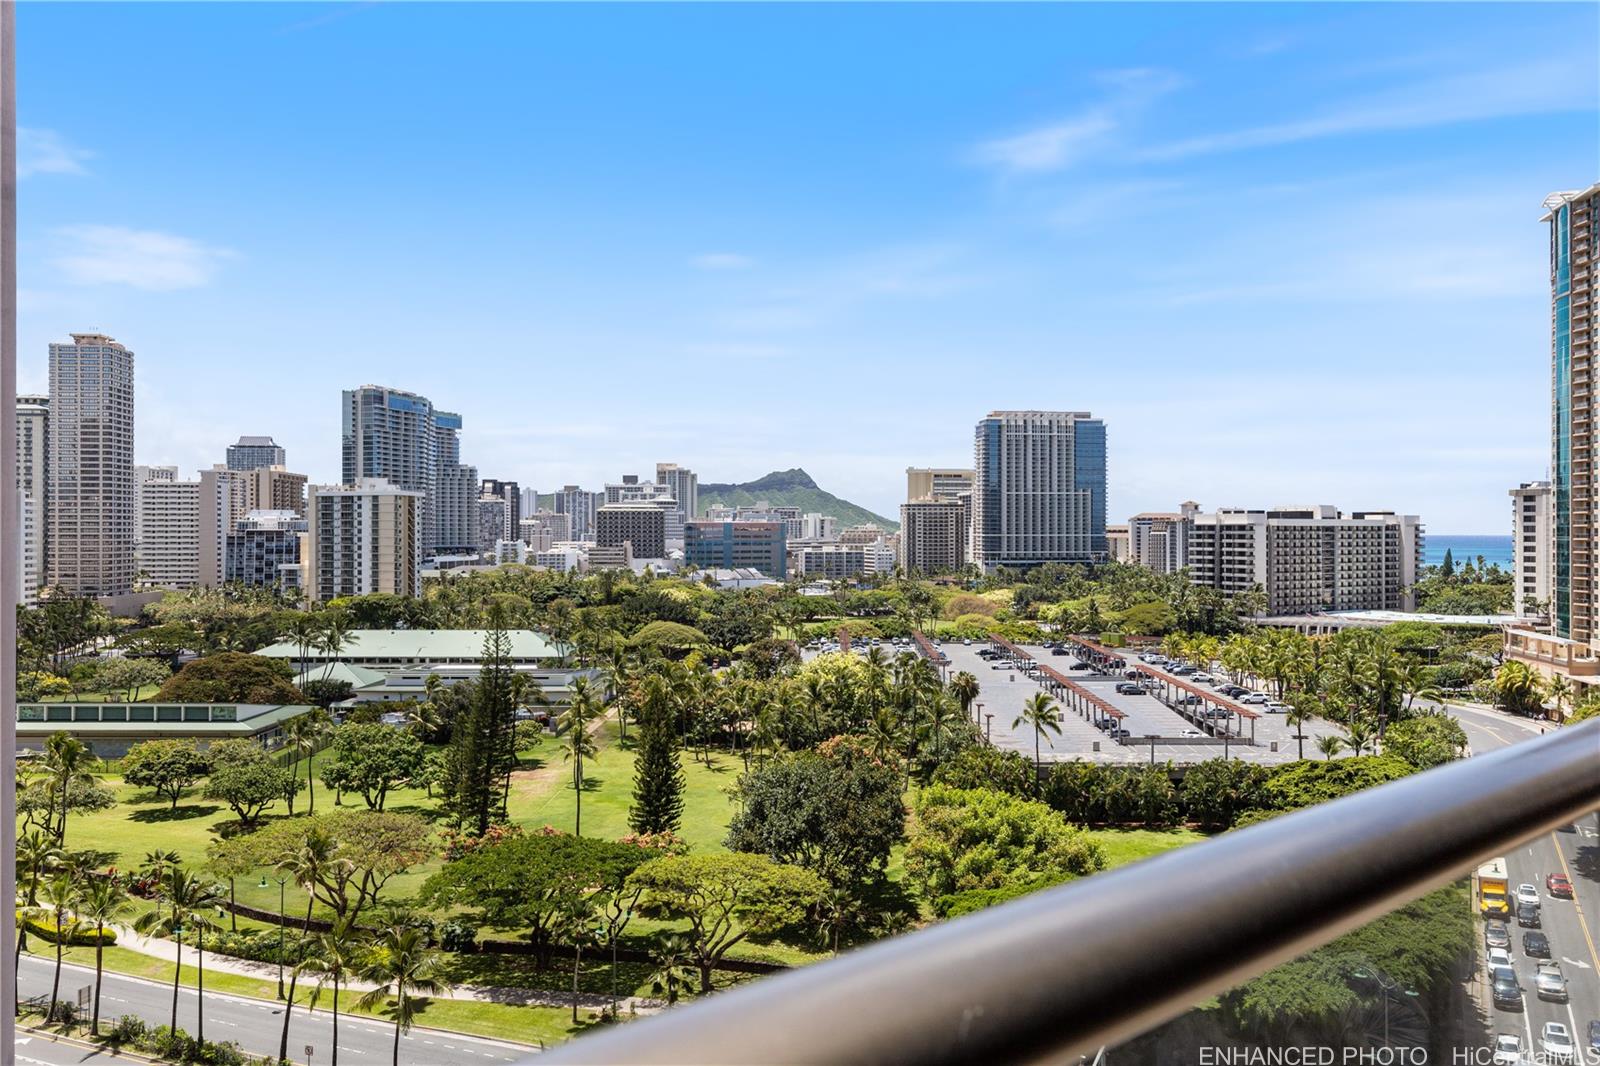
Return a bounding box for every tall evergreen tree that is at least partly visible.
[447,609,519,834]
[1440,548,1454,577]
[629,672,685,835]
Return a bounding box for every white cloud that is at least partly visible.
[18,128,91,178]
[972,68,1183,176]
[1142,56,1595,161]
[690,252,754,271]
[52,225,235,290]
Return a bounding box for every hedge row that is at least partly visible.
[16,909,118,946]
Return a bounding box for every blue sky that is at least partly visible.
[15,3,1598,530]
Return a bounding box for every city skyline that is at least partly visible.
[12,3,1599,529]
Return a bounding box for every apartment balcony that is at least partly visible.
[539,726,1600,1066]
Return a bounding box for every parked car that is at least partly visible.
[1108,727,1130,740]
[1515,883,1541,907]
[1241,693,1269,705]
[1115,683,1142,695]
[1487,947,1514,971]
[1517,901,1542,928]
[1263,701,1290,714]
[1547,873,1574,899]
[1535,962,1568,1002]
[1052,648,1070,656]
[1541,1022,1576,1063]
[1492,1035,1522,1066]
[1070,662,1093,670]
[1190,672,1213,683]
[961,638,972,646]
[1223,685,1248,697]
[1485,921,1511,949]
[1586,1020,1600,1056]
[1523,930,1552,958]
[1490,966,1522,1010]
[1180,729,1205,738]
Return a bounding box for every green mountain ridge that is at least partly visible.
[698,468,898,531]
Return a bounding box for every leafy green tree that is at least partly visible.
[320,723,423,811]
[627,852,825,993]
[725,740,904,888]
[905,784,1106,900]
[629,672,686,835]
[355,925,449,1066]
[1382,713,1468,770]
[420,833,652,970]
[932,745,1035,797]
[90,656,170,701]
[204,739,301,827]
[1261,755,1414,810]
[256,810,434,924]
[1178,758,1270,830]
[122,738,211,811]
[155,651,303,703]
[444,618,522,833]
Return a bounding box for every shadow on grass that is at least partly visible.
[129,804,221,823]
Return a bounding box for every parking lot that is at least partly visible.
[934,640,1346,766]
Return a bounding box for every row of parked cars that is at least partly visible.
[1487,873,1595,1065]
[1136,652,1294,713]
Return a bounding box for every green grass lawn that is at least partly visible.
[24,943,587,1048]
[1086,827,1207,868]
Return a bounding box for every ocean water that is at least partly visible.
[1424,534,1513,569]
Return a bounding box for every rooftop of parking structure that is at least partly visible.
[1066,636,1261,721]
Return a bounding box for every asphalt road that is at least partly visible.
[1445,702,1600,1055]
[15,955,537,1066]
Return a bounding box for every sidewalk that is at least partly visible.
[109,924,664,1014]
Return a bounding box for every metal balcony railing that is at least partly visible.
[539,722,1600,1066]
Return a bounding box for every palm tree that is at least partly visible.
[948,671,980,724]
[1544,673,1575,722]
[39,732,96,844]
[1283,695,1316,761]
[1344,718,1377,757]
[276,827,340,1062]
[355,925,448,1066]
[138,848,182,925]
[38,871,81,1023]
[134,866,224,1035]
[77,877,134,1035]
[285,709,331,814]
[645,933,697,1006]
[922,692,959,764]
[317,614,352,684]
[1013,692,1061,790]
[1316,734,1346,761]
[306,920,365,1066]
[285,612,324,692]
[561,677,602,836]
[14,830,63,1014]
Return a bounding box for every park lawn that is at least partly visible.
[1086,827,1206,868]
[39,683,163,704]
[25,944,584,1048]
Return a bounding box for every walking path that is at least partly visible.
[106,923,664,1014]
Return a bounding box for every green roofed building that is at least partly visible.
[15,703,311,758]
[254,628,560,670]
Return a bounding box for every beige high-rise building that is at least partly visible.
[906,467,974,502]
[899,496,967,576]
[245,465,307,517]
[198,465,253,587]
[307,478,424,602]
[1129,505,1197,574]
[16,395,49,599]
[1510,481,1553,616]
[138,477,200,588]
[48,333,136,596]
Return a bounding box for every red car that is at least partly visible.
[1546,873,1574,899]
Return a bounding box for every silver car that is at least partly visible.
[1535,962,1568,1002]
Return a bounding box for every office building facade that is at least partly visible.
[596,502,666,559]
[225,435,287,472]
[684,520,786,577]
[1186,505,1423,616]
[307,478,424,602]
[48,333,136,596]
[899,497,968,576]
[972,410,1107,572]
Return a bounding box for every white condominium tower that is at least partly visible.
[48,333,136,596]
[307,478,424,601]
[972,410,1107,572]
[656,463,698,520]
[16,395,48,600]
[1510,481,1553,616]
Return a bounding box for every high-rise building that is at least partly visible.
[553,485,600,540]
[137,477,201,588]
[226,510,307,594]
[481,478,522,541]
[1186,505,1423,616]
[519,486,538,517]
[906,467,974,502]
[801,512,838,541]
[656,462,698,519]
[972,410,1106,572]
[520,510,572,551]
[1106,524,1131,563]
[307,478,424,602]
[596,502,666,559]
[1510,481,1553,616]
[48,333,136,596]
[342,385,478,556]
[244,466,308,517]
[477,494,510,554]
[899,497,968,576]
[225,435,287,472]
[684,520,786,577]
[16,394,48,598]
[132,465,178,559]
[1128,505,1197,574]
[196,465,253,587]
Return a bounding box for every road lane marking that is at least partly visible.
[1551,831,1600,978]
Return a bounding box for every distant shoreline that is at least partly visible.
[1423,534,1513,568]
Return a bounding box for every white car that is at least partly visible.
[1179,729,1205,738]
[1241,693,1269,705]
[1515,883,1540,907]
[1540,1022,1576,1063]
[1487,947,1513,970]
[1492,1035,1521,1066]
[1263,701,1290,714]
[1191,672,1213,683]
